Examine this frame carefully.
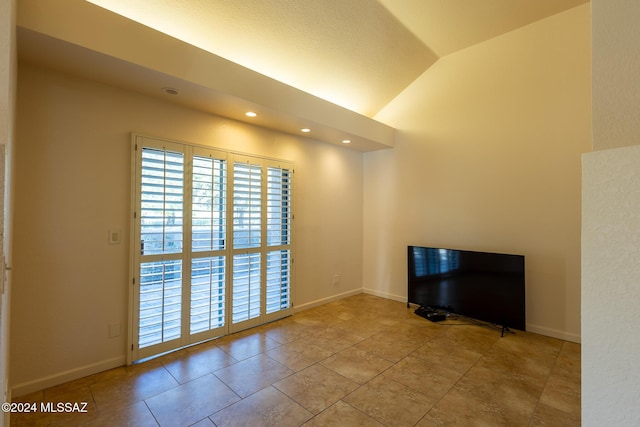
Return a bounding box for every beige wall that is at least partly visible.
[583,0,640,424]
[366,4,591,341]
[11,64,364,394]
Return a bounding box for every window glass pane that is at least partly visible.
[139,260,182,348]
[140,148,184,255]
[266,250,290,314]
[192,156,226,252]
[232,253,261,323]
[190,256,226,334]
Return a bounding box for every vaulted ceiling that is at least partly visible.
[86,0,588,117]
[17,0,589,150]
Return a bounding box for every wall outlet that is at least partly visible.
[108,322,121,338]
[333,274,340,286]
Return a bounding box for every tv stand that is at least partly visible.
[500,325,515,337]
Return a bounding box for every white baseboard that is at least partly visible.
[526,323,581,343]
[11,356,126,398]
[362,287,407,304]
[294,288,363,312]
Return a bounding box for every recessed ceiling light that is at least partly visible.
[162,87,179,95]
[245,111,257,117]
[342,139,351,144]
[301,128,311,133]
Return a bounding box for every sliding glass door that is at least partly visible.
[130,135,293,362]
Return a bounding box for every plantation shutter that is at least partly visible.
[131,135,294,362]
[137,143,185,353]
[189,149,228,339]
[266,165,292,314]
[231,159,263,329]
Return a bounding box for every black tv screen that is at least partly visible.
[408,246,526,331]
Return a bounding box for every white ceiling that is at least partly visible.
[86,0,589,116]
[17,0,589,151]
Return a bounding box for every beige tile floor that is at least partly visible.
[11,294,581,426]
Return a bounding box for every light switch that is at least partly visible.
[108,229,121,245]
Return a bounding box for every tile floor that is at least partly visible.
[11,294,581,426]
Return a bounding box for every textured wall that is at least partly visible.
[582,145,640,424]
[584,0,640,423]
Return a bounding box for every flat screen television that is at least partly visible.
[408,246,526,331]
